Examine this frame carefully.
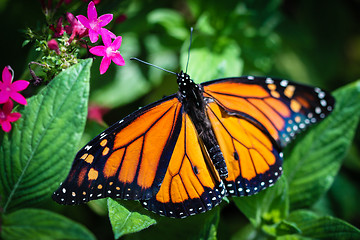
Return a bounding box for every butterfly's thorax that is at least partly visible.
[177,71,228,179]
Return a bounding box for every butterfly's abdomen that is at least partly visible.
[208,145,228,178]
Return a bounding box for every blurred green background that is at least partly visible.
[1,0,360,239]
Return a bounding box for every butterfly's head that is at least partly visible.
[177,70,200,98]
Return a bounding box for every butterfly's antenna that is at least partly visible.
[130,57,177,75]
[185,27,193,74]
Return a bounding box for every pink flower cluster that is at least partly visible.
[0,66,29,132]
[49,13,88,45]
[78,1,125,74]
[49,1,124,74]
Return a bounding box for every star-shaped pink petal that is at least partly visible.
[77,1,115,43]
[89,32,125,74]
[0,66,30,105]
[0,100,21,132]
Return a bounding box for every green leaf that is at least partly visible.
[87,198,108,216]
[0,59,92,213]
[115,201,221,240]
[108,198,156,239]
[197,208,220,240]
[151,210,221,240]
[1,208,95,240]
[271,220,301,236]
[284,80,360,209]
[276,235,313,240]
[285,210,360,240]
[180,36,243,83]
[147,9,188,40]
[231,224,259,240]
[233,176,288,227]
[328,173,360,220]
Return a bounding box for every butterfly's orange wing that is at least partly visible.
[202,77,334,148]
[142,113,226,218]
[202,76,334,196]
[206,102,282,196]
[53,95,183,203]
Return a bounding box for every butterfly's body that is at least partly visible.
[177,71,228,179]
[53,70,334,218]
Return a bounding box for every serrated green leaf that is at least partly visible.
[284,80,360,209]
[1,208,95,240]
[108,198,156,239]
[233,176,288,227]
[285,210,360,240]
[0,59,92,213]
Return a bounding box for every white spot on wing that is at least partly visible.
[84,145,92,151]
[265,78,274,83]
[280,80,289,87]
[100,133,107,139]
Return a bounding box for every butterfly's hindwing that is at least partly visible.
[206,102,283,196]
[141,113,226,218]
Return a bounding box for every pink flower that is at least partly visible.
[48,39,60,54]
[83,0,101,4]
[0,100,21,132]
[77,1,115,43]
[0,66,29,105]
[50,17,65,37]
[87,103,110,125]
[65,12,88,43]
[90,32,125,74]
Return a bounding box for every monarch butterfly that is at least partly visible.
[52,62,334,218]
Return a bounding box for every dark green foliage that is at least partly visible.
[2,208,95,240]
[1,0,360,239]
